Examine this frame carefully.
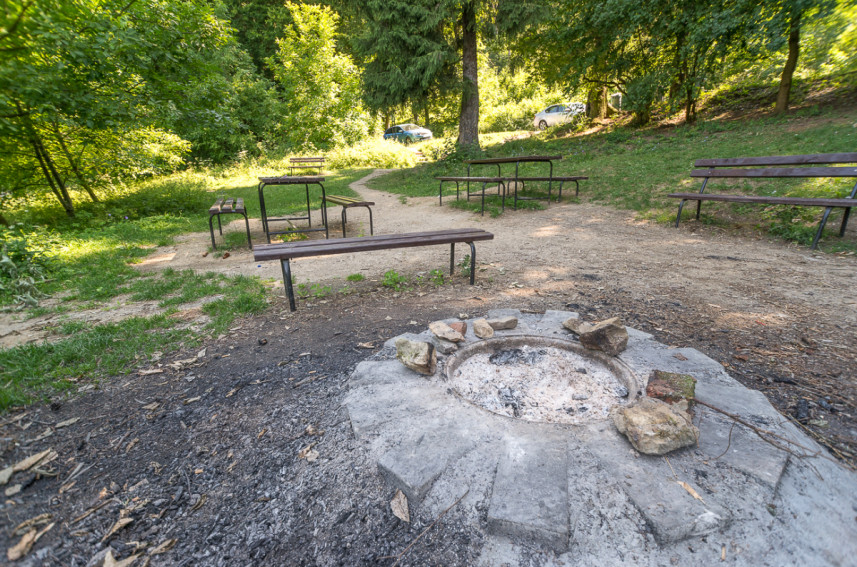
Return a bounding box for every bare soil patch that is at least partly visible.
[1,169,855,565]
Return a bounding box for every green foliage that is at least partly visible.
[296,282,332,299]
[382,270,407,291]
[346,273,365,282]
[0,224,53,308]
[429,269,445,286]
[267,3,372,151]
[457,255,472,278]
[327,139,420,169]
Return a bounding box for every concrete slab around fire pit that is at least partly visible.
[344,309,857,565]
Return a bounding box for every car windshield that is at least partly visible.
[399,124,419,131]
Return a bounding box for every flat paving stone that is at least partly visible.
[487,427,569,552]
[579,422,730,544]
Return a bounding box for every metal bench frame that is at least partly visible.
[253,229,494,311]
[289,157,325,176]
[669,153,857,249]
[323,195,375,238]
[208,197,251,250]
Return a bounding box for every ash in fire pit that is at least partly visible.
[445,336,639,425]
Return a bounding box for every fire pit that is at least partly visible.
[444,336,641,424]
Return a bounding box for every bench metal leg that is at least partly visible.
[341,208,347,238]
[281,259,296,312]
[209,215,218,250]
[675,200,687,227]
[366,205,374,235]
[840,207,851,237]
[468,242,476,285]
[242,212,252,249]
[450,243,455,275]
[812,207,835,249]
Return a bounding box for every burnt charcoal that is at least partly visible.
[794,399,810,422]
[489,348,544,366]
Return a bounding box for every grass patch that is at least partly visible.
[0,271,266,410]
[369,110,857,250]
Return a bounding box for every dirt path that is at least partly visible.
[1,169,856,565]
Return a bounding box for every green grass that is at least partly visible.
[369,109,857,249]
[0,162,368,410]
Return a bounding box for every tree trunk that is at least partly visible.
[586,86,608,119]
[457,1,479,148]
[775,15,801,115]
[17,104,74,216]
[52,121,99,203]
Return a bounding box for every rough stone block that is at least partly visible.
[487,430,569,552]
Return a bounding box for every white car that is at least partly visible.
[533,102,586,130]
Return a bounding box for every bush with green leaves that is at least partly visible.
[0,224,53,308]
[382,270,407,291]
[327,139,420,169]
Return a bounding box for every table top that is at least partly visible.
[258,176,326,184]
[464,155,562,165]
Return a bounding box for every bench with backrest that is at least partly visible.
[208,197,252,250]
[289,156,325,175]
[322,195,375,238]
[253,229,494,311]
[668,153,857,249]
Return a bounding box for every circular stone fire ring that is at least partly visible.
[444,335,642,425]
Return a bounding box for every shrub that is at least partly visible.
[327,139,420,169]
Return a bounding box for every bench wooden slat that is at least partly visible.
[668,193,855,207]
[325,195,374,206]
[511,176,588,181]
[290,157,325,163]
[465,156,562,164]
[690,167,857,178]
[257,228,482,252]
[436,177,506,182]
[259,176,326,184]
[695,153,857,167]
[254,230,493,262]
[209,198,224,214]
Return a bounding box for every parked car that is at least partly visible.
[532,102,586,130]
[383,124,433,144]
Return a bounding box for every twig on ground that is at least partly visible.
[382,490,469,567]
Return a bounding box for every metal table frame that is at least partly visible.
[465,155,563,209]
[257,176,329,243]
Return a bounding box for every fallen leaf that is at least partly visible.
[391,489,410,523]
[101,517,134,543]
[139,369,164,377]
[5,484,22,496]
[297,443,317,459]
[141,402,159,411]
[104,549,141,567]
[304,450,319,463]
[0,466,12,485]
[197,348,206,359]
[673,353,688,361]
[13,513,52,536]
[149,538,177,555]
[125,438,139,453]
[356,342,375,349]
[225,388,238,398]
[733,354,749,362]
[257,428,267,439]
[183,397,200,405]
[56,417,80,429]
[13,449,53,473]
[190,494,207,512]
[7,528,37,561]
[677,480,705,503]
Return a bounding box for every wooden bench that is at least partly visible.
[668,153,857,249]
[208,197,251,250]
[289,156,325,176]
[322,195,375,238]
[254,229,494,311]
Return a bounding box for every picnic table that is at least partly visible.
[257,176,328,243]
[437,155,587,214]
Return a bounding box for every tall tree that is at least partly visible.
[0,0,231,214]
[352,0,534,148]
